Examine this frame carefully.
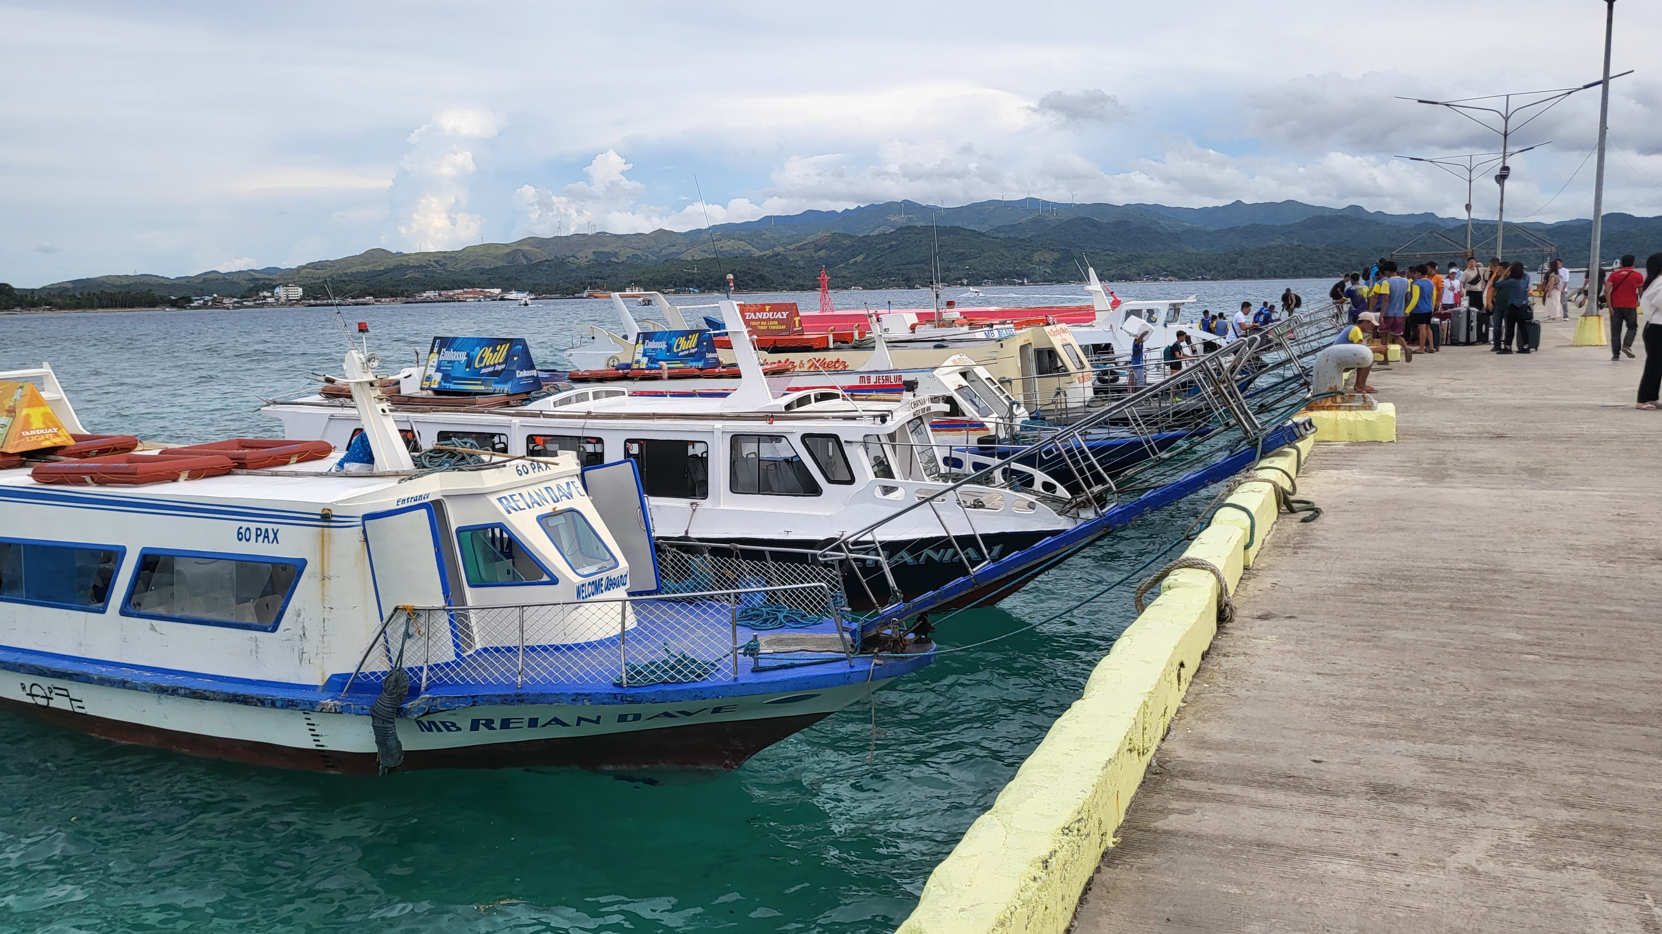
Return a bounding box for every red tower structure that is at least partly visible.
[817,266,833,314]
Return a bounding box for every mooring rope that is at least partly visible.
[1132,556,1235,623]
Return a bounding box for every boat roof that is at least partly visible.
[0,453,582,509]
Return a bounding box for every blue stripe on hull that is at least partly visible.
[0,640,930,716]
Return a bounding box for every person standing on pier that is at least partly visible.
[1370,261,1410,344]
[1464,258,1484,308]
[1634,253,1662,409]
[1493,262,1534,355]
[1405,266,1437,354]
[1484,257,1507,350]
[1605,255,1644,361]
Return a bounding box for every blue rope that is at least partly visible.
[736,604,825,630]
[1212,502,1257,550]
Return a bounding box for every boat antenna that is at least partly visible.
[693,175,728,297]
[323,280,363,355]
[930,211,942,324]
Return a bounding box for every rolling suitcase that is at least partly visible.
[1523,318,1542,352]
[1450,307,1470,345]
[1476,310,1491,344]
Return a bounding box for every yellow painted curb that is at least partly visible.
[1571,314,1607,347]
[894,436,1315,934]
[1300,403,1396,442]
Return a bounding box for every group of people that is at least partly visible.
[1331,257,1557,356]
[1328,251,1662,409]
[1159,297,1288,370]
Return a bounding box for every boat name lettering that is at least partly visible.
[574,572,629,600]
[395,493,431,506]
[855,374,903,386]
[895,544,1005,566]
[235,526,280,544]
[495,480,583,514]
[513,460,559,477]
[431,704,740,733]
[19,682,86,714]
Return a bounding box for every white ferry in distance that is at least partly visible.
[0,354,929,774]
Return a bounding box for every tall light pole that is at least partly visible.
[1587,0,1617,309]
[1398,147,1543,256]
[1402,73,1629,259]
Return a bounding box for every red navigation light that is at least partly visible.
[357,322,369,333]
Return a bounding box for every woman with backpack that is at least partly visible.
[1634,254,1662,409]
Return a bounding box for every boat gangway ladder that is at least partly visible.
[813,331,1308,620]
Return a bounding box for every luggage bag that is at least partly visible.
[1523,319,1542,351]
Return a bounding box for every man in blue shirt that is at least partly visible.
[1343,273,1368,322]
[1254,302,1276,327]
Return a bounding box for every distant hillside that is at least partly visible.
[17,199,1662,304]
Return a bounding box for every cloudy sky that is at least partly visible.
[3,0,1660,286]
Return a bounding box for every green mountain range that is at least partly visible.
[14,199,1662,306]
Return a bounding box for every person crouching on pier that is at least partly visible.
[1336,312,1383,394]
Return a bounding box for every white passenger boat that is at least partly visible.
[565,292,1096,415]
[267,306,1084,610]
[0,354,930,774]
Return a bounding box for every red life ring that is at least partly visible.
[157,438,334,470]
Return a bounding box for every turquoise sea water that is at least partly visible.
[0,280,1323,933]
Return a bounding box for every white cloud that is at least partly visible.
[393,109,504,251]
[513,150,770,237]
[31,243,59,253]
[210,256,257,272]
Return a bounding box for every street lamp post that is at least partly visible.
[1398,148,1542,257]
[1402,72,1630,260]
[1587,0,1617,310]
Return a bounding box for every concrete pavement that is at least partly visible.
[1071,317,1662,933]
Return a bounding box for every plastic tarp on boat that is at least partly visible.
[0,381,74,453]
[581,460,660,595]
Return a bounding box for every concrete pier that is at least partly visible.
[1072,318,1662,931]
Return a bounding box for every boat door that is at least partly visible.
[362,502,465,662]
[582,460,659,595]
[1018,342,1038,411]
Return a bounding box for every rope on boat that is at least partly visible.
[736,604,825,630]
[1133,556,1235,624]
[370,607,417,775]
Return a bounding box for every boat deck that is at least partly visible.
[1073,320,1662,931]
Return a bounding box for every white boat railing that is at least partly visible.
[342,582,854,696]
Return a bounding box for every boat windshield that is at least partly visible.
[963,369,1015,417]
[537,510,619,577]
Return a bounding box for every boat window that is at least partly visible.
[1166,306,1182,325]
[348,427,421,454]
[1060,341,1087,371]
[801,434,855,485]
[537,510,619,577]
[730,435,822,496]
[962,370,1013,415]
[904,418,942,480]
[123,552,303,631]
[862,435,895,479]
[1034,347,1067,375]
[625,438,709,499]
[456,525,550,586]
[954,386,994,418]
[0,539,123,611]
[526,434,603,466]
[435,430,508,454]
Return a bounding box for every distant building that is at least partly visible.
[274,284,303,302]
